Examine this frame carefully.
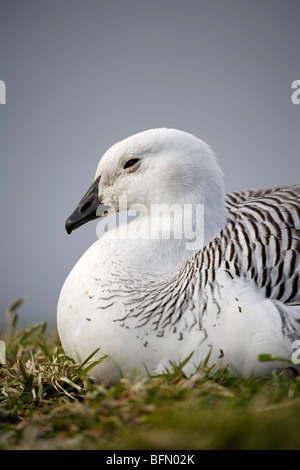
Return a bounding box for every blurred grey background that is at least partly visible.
[0,0,299,326]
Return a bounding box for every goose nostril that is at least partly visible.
[80,199,93,213]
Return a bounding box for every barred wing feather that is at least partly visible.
[222,185,300,304]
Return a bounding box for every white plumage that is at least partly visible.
[57,128,300,383]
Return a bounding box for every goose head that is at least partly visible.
[65,128,226,247]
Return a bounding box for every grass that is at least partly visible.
[1,299,300,450]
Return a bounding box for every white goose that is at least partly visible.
[57,128,300,383]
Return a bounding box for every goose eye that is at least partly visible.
[123,158,140,170]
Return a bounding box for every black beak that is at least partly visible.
[65,176,109,234]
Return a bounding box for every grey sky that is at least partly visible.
[0,0,299,326]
